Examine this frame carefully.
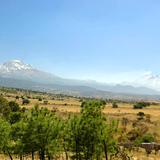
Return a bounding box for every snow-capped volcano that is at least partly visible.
[0,60,160,97]
[0,60,33,73]
[0,60,61,84]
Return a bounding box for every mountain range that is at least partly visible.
[0,60,160,100]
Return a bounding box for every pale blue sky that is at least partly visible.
[0,0,160,82]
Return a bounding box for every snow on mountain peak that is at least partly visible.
[12,60,23,63]
[143,71,160,80]
[132,71,160,91]
[0,60,33,73]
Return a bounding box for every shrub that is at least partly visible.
[135,133,155,145]
[38,97,42,101]
[112,102,118,108]
[43,100,48,105]
[9,112,21,124]
[15,96,19,100]
[133,102,150,109]
[141,133,155,143]
[22,99,30,105]
[9,101,20,112]
[137,112,145,120]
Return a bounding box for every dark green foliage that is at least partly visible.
[43,100,48,105]
[137,112,145,117]
[0,96,11,119]
[0,97,119,160]
[137,112,145,120]
[9,101,20,112]
[112,102,118,108]
[9,112,21,124]
[38,97,42,101]
[22,98,30,105]
[0,117,13,159]
[36,96,43,101]
[141,133,155,143]
[66,100,118,160]
[21,106,62,160]
[15,96,19,100]
[0,96,9,111]
[133,102,150,109]
[135,133,155,145]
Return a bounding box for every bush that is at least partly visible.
[133,102,150,109]
[22,99,30,105]
[15,96,19,100]
[9,101,20,112]
[9,112,21,124]
[137,112,145,116]
[135,133,155,145]
[38,97,42,101]
[112,102,118,108]
[137,112,145,120]
[142,133,155,143]
[43,100,48,105]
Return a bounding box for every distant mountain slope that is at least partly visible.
[85,83,160,95]
[0,60,159,97]
[0,76,112,97]
[1,76,160,101]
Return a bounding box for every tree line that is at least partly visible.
[0,96,121,160]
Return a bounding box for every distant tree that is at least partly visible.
[38,97,42,101]
[43,100,48,105]
[112,102,118,108]
[133,102,150,109]
[22,99,30,105]
[137,112,145,120]
[100,100,107,106]
[15,96,19,100]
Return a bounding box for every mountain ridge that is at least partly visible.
[0,60,159,98]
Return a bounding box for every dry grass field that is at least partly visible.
[1,89,160,159]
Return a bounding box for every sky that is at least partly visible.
[0,0,160,83]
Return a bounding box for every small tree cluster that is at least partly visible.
[133,102,150,109]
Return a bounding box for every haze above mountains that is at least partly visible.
[0,60,160,100]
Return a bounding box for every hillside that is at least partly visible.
[0,60,160,100]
